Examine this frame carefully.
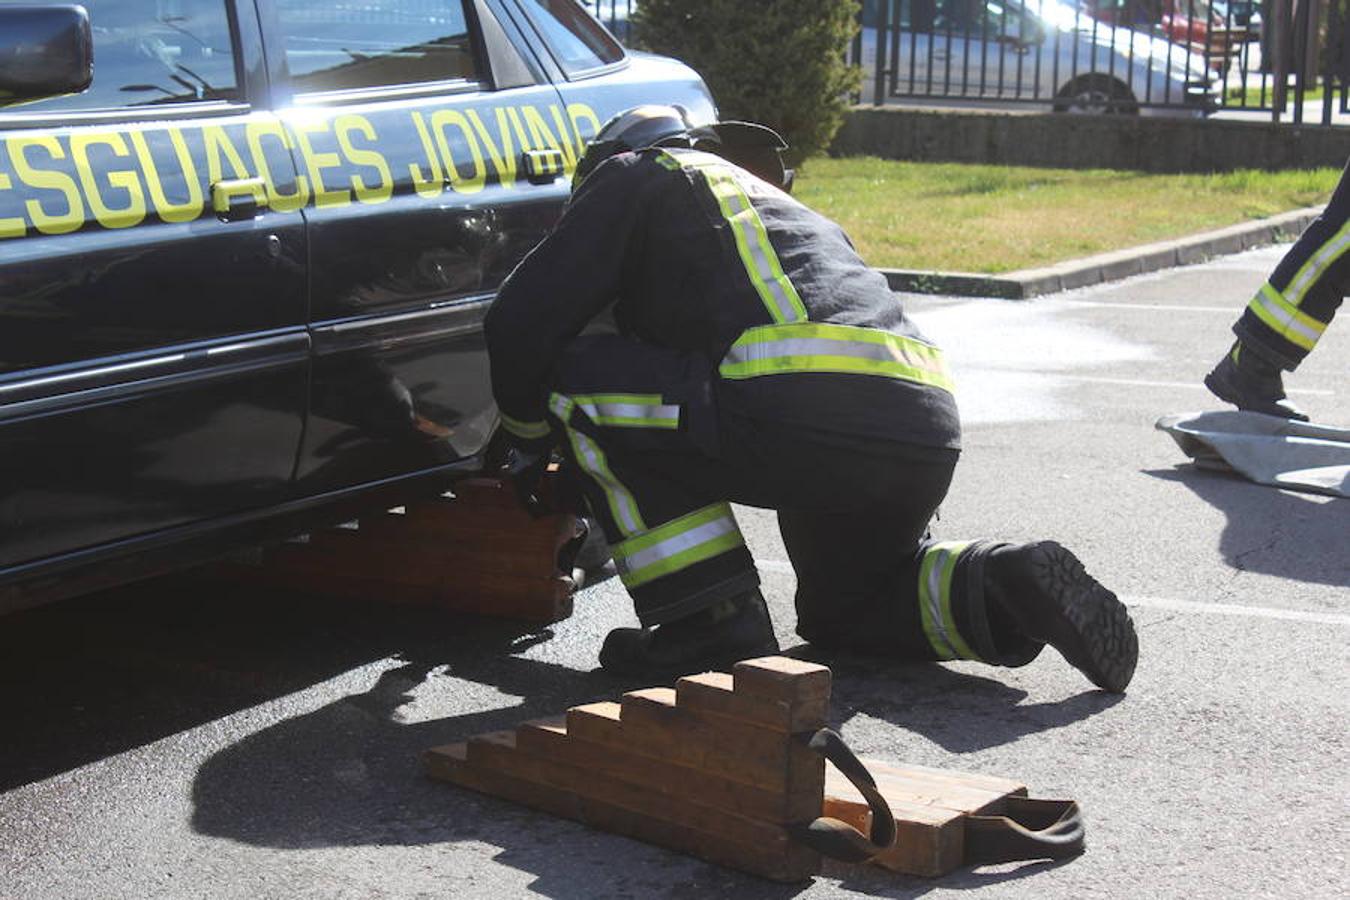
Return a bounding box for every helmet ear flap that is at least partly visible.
[690,122,791,191]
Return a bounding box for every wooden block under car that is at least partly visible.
[211,475,581,623]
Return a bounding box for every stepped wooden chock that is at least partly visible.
[425,656,1034,881]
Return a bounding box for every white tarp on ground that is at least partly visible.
[1156,411,1350,499]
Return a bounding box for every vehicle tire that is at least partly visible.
[1053,75,1139,115]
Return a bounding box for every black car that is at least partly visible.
[0,0,714,612]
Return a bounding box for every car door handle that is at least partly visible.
[521,149,567,185]
[210,177,266,222]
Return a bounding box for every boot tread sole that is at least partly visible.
[1028,541,1139,693]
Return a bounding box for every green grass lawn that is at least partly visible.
[793,157,1340,274]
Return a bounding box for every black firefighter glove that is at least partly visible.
[504,444,552,518]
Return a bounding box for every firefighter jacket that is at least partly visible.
[483,147,960,453]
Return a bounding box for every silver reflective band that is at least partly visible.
[569,428,644,535]
[1287,221,1350,306]
[703,168,803,324]
[618,514,738,575]
[575,399,679,428]
[720,330,952,392]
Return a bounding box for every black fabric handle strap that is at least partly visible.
[787,728,897,864]
[964,796,1087,864]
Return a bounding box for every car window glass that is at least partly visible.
[275,0,480,95]
[519,0,623,75]
[0,0,240,113]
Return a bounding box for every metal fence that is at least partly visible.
[579,0,636,40]
[854,0,1349,121]
[579,0,1348,123]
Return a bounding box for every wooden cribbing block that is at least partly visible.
[463,730,794,849]
[424,656,832,882]
[676,671,827,733]
[425,743,819,882]
[515,717,821,822]
[565,691,825,795]
[211,475,580,623]
[732,657,832,704]
[822,759,1028,877]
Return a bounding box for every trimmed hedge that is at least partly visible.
[634,0,861,164]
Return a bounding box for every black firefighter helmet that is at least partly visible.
[573,104,792,192]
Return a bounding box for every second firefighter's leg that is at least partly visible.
[1208,159,1350,419]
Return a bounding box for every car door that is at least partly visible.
[0,0,308,576]
[271,0,585,491]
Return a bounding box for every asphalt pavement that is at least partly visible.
[1,244,1346,900]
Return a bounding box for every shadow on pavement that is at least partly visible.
[1145,466,1350,587]
[0,570,1105,896]
[801,650,1124,754]
[186,635,1111,897]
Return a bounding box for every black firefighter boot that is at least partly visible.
[598,589,780,679]
[1204,340,1308,421]
[984,541,1138,693]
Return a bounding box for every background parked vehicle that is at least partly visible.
[0,0,713,612]
[859,0,1218,114]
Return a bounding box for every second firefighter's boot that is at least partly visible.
[1204,341,1308,421]
[598,588,779,678]
[984,541,1138,692]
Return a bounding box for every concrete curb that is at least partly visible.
[879,206,1322,299]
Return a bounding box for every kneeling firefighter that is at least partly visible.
[484,106,1139,691]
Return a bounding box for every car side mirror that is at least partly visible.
[0,5,93,108]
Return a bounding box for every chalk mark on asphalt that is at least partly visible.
[753,559,1350,626]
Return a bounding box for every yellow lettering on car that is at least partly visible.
[129,128,204,224]
[246,120,309,213]
[334,115,392,205]
[547,105,578,171]
[522,107,568,170]
[568,103,602,158]
[503,107,531,152]
[8,136,85,235]
[202,126,267,208]
[0,172,26,239]
[70,132,146,230]
[291,119,350,208]
[429,109,486,195]
[466,108,516,186]
[409,111,445,198]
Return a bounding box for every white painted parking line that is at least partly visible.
[1121,595,1350,626]
[753,559,1350,626]
[1060,301,1244,314]
[1057,374,1333,395]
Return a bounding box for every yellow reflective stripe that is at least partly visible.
[719,322,954,393]
[917,541,979,662]
[657,149,807,325]
[549,392,645,536]
[1247,283,1325,352]
[1284,216,1350,307]
[614,503,744,589]
[499,411,551,440]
